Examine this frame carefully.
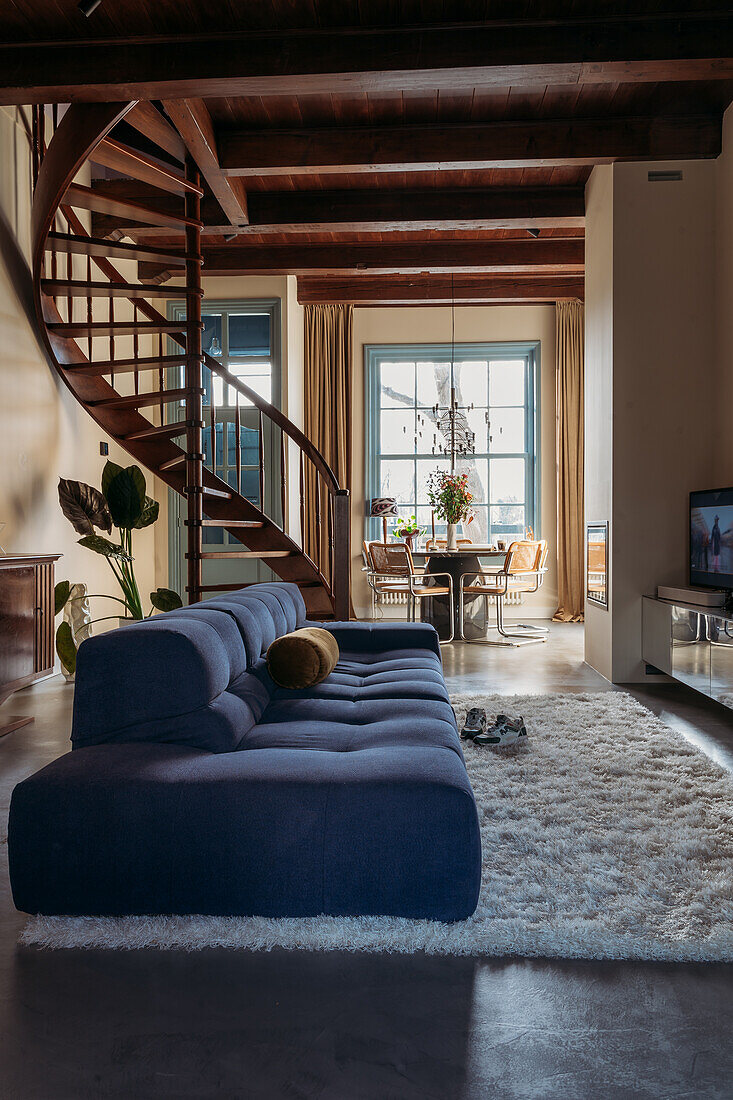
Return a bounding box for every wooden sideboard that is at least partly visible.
[0,554,61,738]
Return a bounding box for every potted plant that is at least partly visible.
[427,471,474,551]
[393,514,425,550]
[55,461,183,675]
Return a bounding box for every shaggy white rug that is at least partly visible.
[19,692,733,961]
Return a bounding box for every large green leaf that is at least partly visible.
[150,587,183,613]
[78,534,132,561]
[101,460,124,500]
[54,579,71,615]
[55,621,77,675]
[58,478,112,536]
[134,495,160,530]
[105,465,147,529]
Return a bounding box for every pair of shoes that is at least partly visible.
[472,713,527,747]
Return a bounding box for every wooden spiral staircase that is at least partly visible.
[30,101,350,620]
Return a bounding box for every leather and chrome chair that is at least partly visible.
[459,539,549,646]
[366,542,455,641]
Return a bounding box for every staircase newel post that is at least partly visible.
[184,159,203,604]
[332,489,351,621]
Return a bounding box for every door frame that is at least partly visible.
[166,297,282,598]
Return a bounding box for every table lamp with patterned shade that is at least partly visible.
[370,497,398,543]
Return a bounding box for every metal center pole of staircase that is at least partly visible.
[184,159,203,604]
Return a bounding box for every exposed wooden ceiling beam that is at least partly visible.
[88,182,585,237]
[244,186,586,233]
[162,99,249,226]
[220,115,721,177]
[201,238,584,276]
[297,274,584,305]
[1,14,732,103]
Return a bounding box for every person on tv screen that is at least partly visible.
[711,515,721,571]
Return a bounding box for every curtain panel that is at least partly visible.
[553,300,585,623]
[303,304,353,579]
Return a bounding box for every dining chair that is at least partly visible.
[458,539,549,646]
[366,542,455,641]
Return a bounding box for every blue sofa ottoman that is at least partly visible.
[9,583,481,921]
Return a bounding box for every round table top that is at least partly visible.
[414,546,506,556]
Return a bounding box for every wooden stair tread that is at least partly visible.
[64,183,201,229]
[124,103,187,163]
[42,278,192,299]
[196,551,293,560]
[63,354,188,376]
[47,321,200,338]
[125,421,190,442]
[157,455,186,471]
[90,387,189,411]
[190,519,265,528]
[91,137,204,197]
[46,232,194,267]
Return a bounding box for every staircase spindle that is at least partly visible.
[258,408,265,513]
[299,451,306,552]
[328,488,335,588]
[235,397,241,496]
[158,332,164,424]
[315,472,322,574]
[280,427,286,531]
[86,254,92,361]
[109,296,115,386]
[65,216,72,322]
[184,160,203,604]
[210,374,217,475]
[133,303,139,396]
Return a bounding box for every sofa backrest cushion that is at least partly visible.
[71,582,306,753]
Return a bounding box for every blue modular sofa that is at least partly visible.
[9,583,481,921]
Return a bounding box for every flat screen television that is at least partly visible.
[690,487,733,591]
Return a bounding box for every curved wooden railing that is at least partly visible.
[29,101,350,618]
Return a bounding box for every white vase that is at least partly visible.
[447,523,458,551]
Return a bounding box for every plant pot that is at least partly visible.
[402,534,415,550]
[447,523,458,551]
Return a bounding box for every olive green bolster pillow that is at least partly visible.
[266,627,340,689]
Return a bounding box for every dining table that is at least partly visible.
[411,546,507,641]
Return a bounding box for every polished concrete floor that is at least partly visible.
[1,623,733,1099]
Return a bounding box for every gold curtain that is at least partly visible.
[553,300,585,623]
[303,304,353,574]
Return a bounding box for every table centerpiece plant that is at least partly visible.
[393,514,426,550]
[54,461,183,676]
[427,470,474,551]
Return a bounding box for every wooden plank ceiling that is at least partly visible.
[5,1,732,305]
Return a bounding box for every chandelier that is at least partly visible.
[408,276,490,473]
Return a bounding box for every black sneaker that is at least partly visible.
[473,715,527,747]
[461,707,487,740]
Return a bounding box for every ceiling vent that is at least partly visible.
[648,170,683,183]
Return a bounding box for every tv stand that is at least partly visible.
[642,596,733,709]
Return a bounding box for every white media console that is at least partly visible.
[642,596,733,709]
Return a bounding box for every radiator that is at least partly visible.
[376,589,523,607]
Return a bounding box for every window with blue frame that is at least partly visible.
[171,300,281,547]
[365,343,539,545]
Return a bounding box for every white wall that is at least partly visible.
[585,136,729,682]
[0,106,161,639]
[715,105,733,475]
[351,304,558,618]
[584,165,614,680]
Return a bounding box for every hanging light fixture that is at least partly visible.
[427,274,482,471]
